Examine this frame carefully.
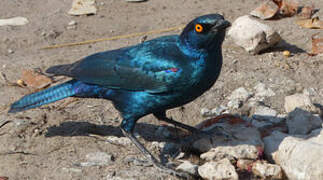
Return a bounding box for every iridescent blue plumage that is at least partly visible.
[9,14,230,178]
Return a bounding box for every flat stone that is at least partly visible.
[286,108,322,135]
[252,106,279,123]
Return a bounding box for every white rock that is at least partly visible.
[227,99,242,109]
[211,105,228,115]
[201,108,211,117]
[254,83,275,97]
[236,159,253,171]
[0,17,29,26]
[200,144,260,161]
[229,87,252,101]
[228,15,281,54]
[252,106,282,123]
[176,161,198,175]
[106,136,132,145]
[68,0,97,15]
[252,160,283,179]
[264,130,323,180]
[286,108,322,135]
[284,93,316,113]
[68,20,77,26]
[7,49,14,54]
[80,152,114,166]
[198,158,238,180]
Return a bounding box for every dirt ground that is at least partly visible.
[0,0,323,179]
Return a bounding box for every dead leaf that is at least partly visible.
[250,0,279,20]
[298,5,315,19]
[21,69,52,90]
[310,33,323,56]
[278,0,298,17]
[296,17,323,29]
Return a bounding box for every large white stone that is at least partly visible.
[228,15,281,54]
[263,130,323,180]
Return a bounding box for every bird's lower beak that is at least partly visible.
[212,19,231,31]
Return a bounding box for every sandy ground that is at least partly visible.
[0,0,323,179]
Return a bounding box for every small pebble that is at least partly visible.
[283,50,291,57]
[7,49,14,54]
[68,20,77,26]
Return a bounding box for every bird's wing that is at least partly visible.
[46,36,189,93]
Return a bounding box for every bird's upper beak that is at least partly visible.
[212,19,231,31]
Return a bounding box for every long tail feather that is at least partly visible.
[9,80,79,113]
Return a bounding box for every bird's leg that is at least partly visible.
[120,118,191,179]
[154,111,214,150]
[153,111,201,134]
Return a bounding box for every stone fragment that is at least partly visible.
[286,108,322,135]
[176,161,198,176]
[254,83,275,98]
[0,17,29,26]
[80,152,114,166]
[198,159,238,180]
[228,87,252,101]
[236,159,253,171]
[227,99,242,109]
[284,93,316,113]
[105,136,132,145]
[252,160,283,179]
[68,0,97,15]
[250,0,279,20]
[228,15,281,54]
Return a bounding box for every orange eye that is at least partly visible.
[195,24,203,33]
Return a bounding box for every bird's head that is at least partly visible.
[179,14,231,54]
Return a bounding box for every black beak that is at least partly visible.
[212,19,231,31]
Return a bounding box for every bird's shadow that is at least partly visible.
[262,39,307,54]
[45,121,179,143]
